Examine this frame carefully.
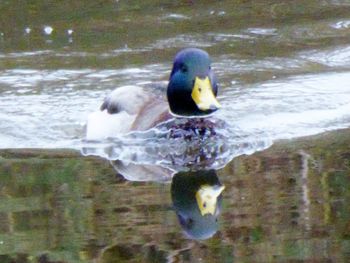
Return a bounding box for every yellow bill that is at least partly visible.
[191,77,221,111]
[196,184,225,216]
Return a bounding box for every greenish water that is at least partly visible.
[1,0,350,262]
[0,130,350,262]
[1,0,350,147]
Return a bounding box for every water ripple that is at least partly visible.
[81,118,272,171]
[299,45,350,67]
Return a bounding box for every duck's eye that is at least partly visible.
[209,66,212,70]
[180,64,188,73]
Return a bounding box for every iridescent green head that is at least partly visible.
[167,48,221,116]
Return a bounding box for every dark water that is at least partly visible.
[1,131,350,262]
[1,0,350,262]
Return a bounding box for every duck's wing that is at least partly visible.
[86,86,149,140]
[100,85,149,115]
[131,94,172,131]
[86,85,170,140]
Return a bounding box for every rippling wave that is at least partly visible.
[1,67,350,160]
[81,117,272,171]
[1,3,350,167]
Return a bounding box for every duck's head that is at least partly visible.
[167,48,221,117]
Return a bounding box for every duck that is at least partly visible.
[86,48,221,140]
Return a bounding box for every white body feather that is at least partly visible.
[86,110,136,140]
[86,86,148,140]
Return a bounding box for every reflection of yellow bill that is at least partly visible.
[196,184,225,216]
[191,77,221,111]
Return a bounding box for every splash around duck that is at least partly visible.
[86,48,221,140]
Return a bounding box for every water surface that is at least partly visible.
[1,1,350,262]
[0,130,349,262]
[1,0,350,154]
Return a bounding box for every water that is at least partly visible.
[1,1,350,153]
[0,0,350,262]
[1,132,349,262]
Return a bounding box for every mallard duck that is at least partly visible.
[86,48,221,140]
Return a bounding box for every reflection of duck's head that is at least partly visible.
[167,48,221,116]
[171,170,224,240]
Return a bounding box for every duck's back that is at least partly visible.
[86,85,171,140]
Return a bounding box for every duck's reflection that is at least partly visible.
[110,160,225,240]
[171,170,225,240]
[111,160,174,182]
